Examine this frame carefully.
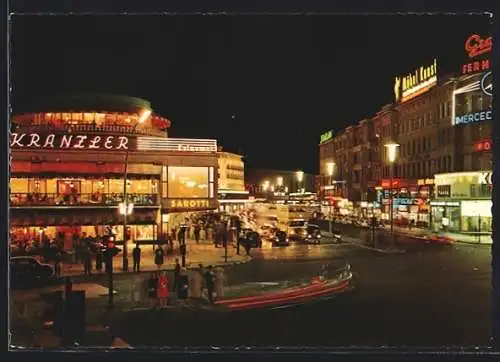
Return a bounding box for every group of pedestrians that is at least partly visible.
[145,261,224,308]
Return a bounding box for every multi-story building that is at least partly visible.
[217,150,248,212]
[318,62,492,230]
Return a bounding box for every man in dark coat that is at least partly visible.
[204,265,215,304]
[132,243,141,272]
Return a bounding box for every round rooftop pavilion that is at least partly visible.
[12,94,171,134]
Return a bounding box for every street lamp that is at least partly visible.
[385,142,400,238]
[122,108,151,272]
[296,170,304,193]
[326,161,335,229]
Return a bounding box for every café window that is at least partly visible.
[167,166,209,198]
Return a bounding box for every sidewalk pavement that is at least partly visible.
[49,240,251,277]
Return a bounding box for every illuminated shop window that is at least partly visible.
[167,166,209,198]
[83,113,95,123]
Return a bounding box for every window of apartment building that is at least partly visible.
[412,139,416,154]
[417,138,421,154]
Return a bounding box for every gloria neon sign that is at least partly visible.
[394,59,438,103]
[465,34,492,58]
[10,132,131,150]
[462,34,492,75]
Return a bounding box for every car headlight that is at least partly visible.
[290,230,295,234]
[317,235,321,238]
[276,237,279,242]
[308,234,312,238]
[286,238,289,242]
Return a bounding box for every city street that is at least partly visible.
[77,234,491,348]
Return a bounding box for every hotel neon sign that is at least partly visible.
[394,59,438,103]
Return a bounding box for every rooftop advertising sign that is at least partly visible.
[462,34,492,75]
[320,130,333,144]
[394,59,438,103]
[452,70,493,126]
[10,132,218,153]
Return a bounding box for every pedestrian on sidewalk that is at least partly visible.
[194,224,201,244]
[148,272,159,308]
[189,266,203,298]
[95,244,103,272]
[173,258,181,292]
[154,246,164,270]
[204,265,215,304]
[157,271,169,308]
[177,268,189,300]
[54,249,62,278]
[132,243,141,272]
[83,246,92,276]
[214,267,226,299]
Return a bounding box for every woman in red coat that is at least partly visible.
[157,271,169,308]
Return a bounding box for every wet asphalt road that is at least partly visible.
[105,234,492,348]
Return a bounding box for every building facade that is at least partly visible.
[10,94,219,249]
[217,150,248,212]
[318,34,492,233]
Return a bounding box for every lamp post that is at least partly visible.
[326,162,335,232]
[122,109,151,272]
[385,142,400,243]
[296,170,304,193]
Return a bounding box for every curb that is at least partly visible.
[63,256,252,279]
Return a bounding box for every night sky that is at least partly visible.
[11,14,491,173]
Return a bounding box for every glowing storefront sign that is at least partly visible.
[10,133,131,151]
[474,139,492,152]
[320,130,333,144]
[430,201,461,207]
[166,199,216,209]
[394,59,438,103]
[137,137,217,152]
[417,178,434,186]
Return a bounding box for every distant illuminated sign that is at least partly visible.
[454,110,492,125]
[465,34,492,58]
[394,59,438,103]
[137,137,217,152]
[474,139,492,152]
[417,178,434,186]
[478,172,492,185]
[320,130,333,144]
[462,34,492,75]
[166,198,217,210]
[481,71,492,96]
[452,71,493,126]
[10,132,132,151]
[430,201,460,207]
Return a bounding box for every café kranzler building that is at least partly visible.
[10,94,219,250]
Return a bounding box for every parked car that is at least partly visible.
[273,230,290,247]
[10,256,55,288]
